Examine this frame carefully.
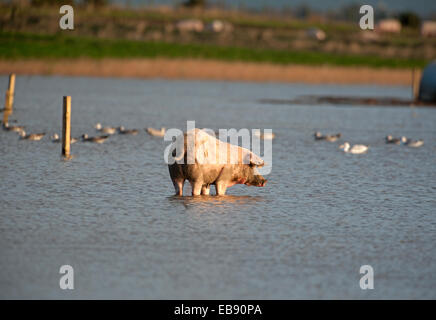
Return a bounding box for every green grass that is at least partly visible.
[0,31,428,69]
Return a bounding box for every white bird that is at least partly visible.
[118,126,139,135]
[339,142,368,154]
[51,133,77,144]
[146,127,166,137]
[3,122,24,132]
[314,131,341,142]
[51,133,60,142]
[18,130,45,141]
[403,137,424,148]
[95,123,117,135]
[82,134,109,144]
[385,135,404,145]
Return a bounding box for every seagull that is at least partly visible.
[314,131,341,142]
[118,126,139,135]
[51,133,60,142]
[3,122,24,132]
[146,127,166,137]
[325,133,342,142]
[81,134,109,144]
[18,130,45,141]
[403,137,424,148]
[51,133,78,144]
[339,142,368,154]
[314,131,324,140]
[385,135,404,145]
[95,123,117,135]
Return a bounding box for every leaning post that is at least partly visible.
[3,73,15,123]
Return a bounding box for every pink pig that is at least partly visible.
[168,129,267,196]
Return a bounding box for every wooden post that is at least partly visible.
[4,73,16,111]
[3,73,15,124]
[62,96,71,158]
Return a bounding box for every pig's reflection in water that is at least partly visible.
[168,194,265,212]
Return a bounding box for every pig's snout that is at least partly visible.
[249,176,267,187]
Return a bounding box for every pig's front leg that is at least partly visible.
[201,185,211,195]
[215,181,227,196]
[190,180,203,196]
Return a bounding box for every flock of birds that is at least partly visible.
[1,121,167,143]
[1,118,424,154]
[314,131,424,154]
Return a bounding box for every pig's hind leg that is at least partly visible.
[172,179,185,196]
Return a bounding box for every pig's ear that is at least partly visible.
[249,153,264,167]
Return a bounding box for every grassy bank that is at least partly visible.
[0,32,428,69]
[0,58,417,85]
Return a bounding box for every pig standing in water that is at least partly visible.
[168,128,267,196]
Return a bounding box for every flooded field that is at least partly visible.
[0,75,435,299]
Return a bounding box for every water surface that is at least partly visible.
[0,75,435,299]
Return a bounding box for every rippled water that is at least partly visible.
[0,75,435,299]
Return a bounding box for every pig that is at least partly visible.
[168,128,267,196]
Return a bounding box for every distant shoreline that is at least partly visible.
[0,58,417,86]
